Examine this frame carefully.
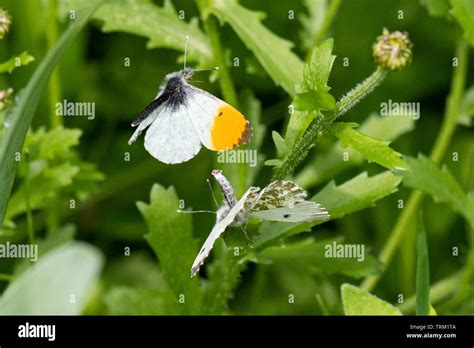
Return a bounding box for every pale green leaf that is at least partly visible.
[24,126,82,160]
[296,113,415,187]
[137,184,203,314]
[61,0,212,63]
[285,38,335,149]
[272,130,288,158]
[328,122,408,171]
[401,155,474,229]
[459,86,474,126]
[263,159,283,167]
[299,0,327,50]
[256,171,402,246]
[293,91,336,111]
[0,52,35,73]
[314,171,402,219]
[341,283,402,315]
[257,238,381,279]
[0,242,104,314]
[204,0,303,95]
[450,0,474,46]
[302,38,335,92]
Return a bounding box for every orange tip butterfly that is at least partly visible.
[128,36,252,164]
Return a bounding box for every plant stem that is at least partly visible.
[398,271,462,314]
[46,0,62,127]
[313,0,342,45]
[201,14,238,107]
[24,154,35,244]
[361,39,469,292]
[272,66,388,180]
[0,273,12,282]
[336,66,388,116]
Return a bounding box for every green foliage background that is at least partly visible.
[0,0,473,315]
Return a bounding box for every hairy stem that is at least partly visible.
[361,39,469,292]
[272,66,388,180]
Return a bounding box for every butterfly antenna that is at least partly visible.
[177,209,216,214]
[183,35,189,69]
[207,179,220,209]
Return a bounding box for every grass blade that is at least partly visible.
[0,1,104,225]
[416,213,430,315]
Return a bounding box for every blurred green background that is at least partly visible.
[0,0,473,315]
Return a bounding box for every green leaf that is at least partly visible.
[401,155,474,229]
[302,38,335,93]
[5,126,103,221]
[263,159,283,167]
[24,126,82,160]
[0,52,35,73]
[103,286,170,315]
[328,122,408,171]
[416,214,430,316]
[257,238,381,279]
[299,0,327,50]
[137,184,203,314]
[0,1,103,225]
[314,171,402,220]
[256,171,402,246]
[285,38,335,149]
[296,113,415,187]
[341,283,402,315]
[203,0,303,95]
[61,0,212,63]
[272,131,288,158]
[450,0,474,46]
[459,86,474,126]
[0,242,104,314]
[421,0,451,18]
[203,239,246,314]
[293,91,336,111]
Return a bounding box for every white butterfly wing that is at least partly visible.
[249,201,330,222]
[128,103,165,145]
[143,103,202,164]
[185,85,252,151]
[191,187,256,277]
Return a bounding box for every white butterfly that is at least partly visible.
[190,170,330,277]
[128,38,252,164]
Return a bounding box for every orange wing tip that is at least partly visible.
[239,121,253,146]
[210,105,253,150]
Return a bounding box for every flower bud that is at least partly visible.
[0,8,11,39]
[373,28,413,71]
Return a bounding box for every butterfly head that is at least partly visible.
[182,67,194,80]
